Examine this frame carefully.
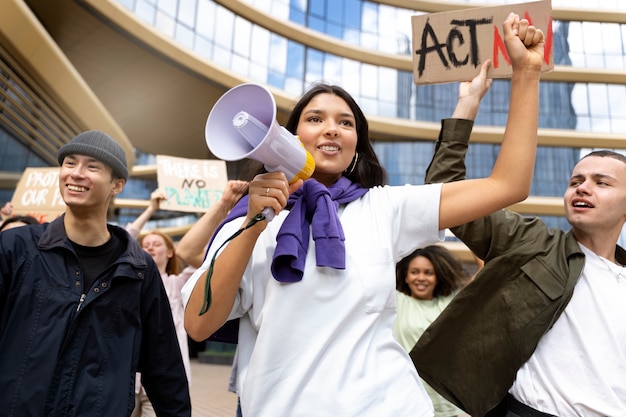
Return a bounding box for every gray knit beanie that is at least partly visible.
[57,130,128,180]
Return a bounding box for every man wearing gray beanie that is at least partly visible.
[0,130,191,417]
[57,130,129,181]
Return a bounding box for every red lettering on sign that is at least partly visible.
[493,10,552,68]
[492,24,510,69]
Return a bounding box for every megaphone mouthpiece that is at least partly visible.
[232,111,268,148]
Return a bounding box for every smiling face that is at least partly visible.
[404,255,438,300]
[140,233,173,273]
[295,93,358,186]
[564,155,626,245]
[59,154,124,215]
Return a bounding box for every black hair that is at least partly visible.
[285,83,386,188]
[395,245,469,298]
[581,150,626,165]
[0,215,40,232]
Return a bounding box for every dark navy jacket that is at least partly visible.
[0,215,191,417]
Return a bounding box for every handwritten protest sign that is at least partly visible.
[411,0,553,84]
[156,155,227,213]
[11,167,65,223]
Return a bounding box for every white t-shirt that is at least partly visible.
[509,243,626,416]
[183,184,443,417]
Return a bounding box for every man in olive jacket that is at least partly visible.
[413,119,626,416]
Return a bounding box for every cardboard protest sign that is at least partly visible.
[11,167,65,223]
[411,0,553,84]
[156,155,228,213]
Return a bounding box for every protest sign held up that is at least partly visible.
[156,155,227,213]
[11,167,65,223]
[411,0,553,85]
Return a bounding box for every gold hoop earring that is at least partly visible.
[344,152,358,176]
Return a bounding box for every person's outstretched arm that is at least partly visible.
[424,59,492,183]
[125,189,166,239]
[184,171,301,341]
[452,59,493,121]
[438,13,544,231]
[176,180,248,268]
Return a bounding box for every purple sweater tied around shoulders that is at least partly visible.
[209,176,368,283]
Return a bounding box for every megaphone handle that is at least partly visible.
[261,207,275,222]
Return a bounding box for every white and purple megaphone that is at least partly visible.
[205,83,315,185]
[205,83,315,220]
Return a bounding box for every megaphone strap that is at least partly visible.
[198,212,266,316]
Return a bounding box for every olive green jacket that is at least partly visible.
[411,119,626,416]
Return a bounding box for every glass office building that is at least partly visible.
[1,0,625,236]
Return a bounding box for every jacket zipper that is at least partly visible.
[76,293,86,312]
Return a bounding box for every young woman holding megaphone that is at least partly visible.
[183,13,544,417]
